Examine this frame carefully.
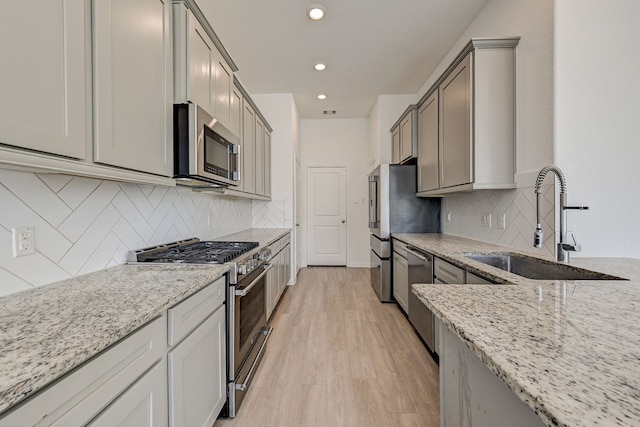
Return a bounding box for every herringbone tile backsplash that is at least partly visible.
[441,184,556,258]
[0,170,253,296]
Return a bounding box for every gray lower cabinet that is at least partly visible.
[266,235,291,321]
[167,277,226,427]
[0,317,166,426]
[392,240,409,313]
[89,361,168,427]
[440,325,544,427]
[0,276,227,427]
[168,305,226,427]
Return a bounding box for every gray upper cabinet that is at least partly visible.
[417,37,520,196]
[173,1,235,133]
[391,127,401,164]
[439,54,472,189]
[231,84,243,191]
[417,91,439,193]
[93,0,173,176]
[264,129,272,198]
[242,100,256,194]
[254,117,265,196]
[390,105,418,164]
[0,0,88,159]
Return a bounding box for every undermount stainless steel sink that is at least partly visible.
[464,253,626,281]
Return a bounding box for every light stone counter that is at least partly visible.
[394,233,640,427]
[0,263,228,415]
[215,228,291,249]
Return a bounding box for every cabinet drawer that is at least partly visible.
[466,272,495,284]
[168,276,225,346]
[0,317,165,427]
[434,258,465,284]
[392,239,408,257]
[89,361,167,427]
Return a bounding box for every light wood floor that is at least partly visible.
[214,267,440,427]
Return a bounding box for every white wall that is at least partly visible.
[554,0,640,257]
[0,170,252,296]
[368,95,417,171]
[300,119,370,267]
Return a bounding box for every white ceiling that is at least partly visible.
[199,0,490,119]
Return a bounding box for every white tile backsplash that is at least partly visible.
[442,184,556,257]
[0,170,253,297]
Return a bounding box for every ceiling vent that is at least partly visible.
[323,110,337,115]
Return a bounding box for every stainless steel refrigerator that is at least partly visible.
[369,164,440,302]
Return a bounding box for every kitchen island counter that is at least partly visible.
[394,233,640,427]
[0,263,228,415]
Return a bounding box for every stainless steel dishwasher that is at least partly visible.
[407,247,436,354]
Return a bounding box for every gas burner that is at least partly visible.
[136,241,259,264]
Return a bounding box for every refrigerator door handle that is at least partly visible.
[368,176,379,228]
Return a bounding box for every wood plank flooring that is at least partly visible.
[214,267,440,427]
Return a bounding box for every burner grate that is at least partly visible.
[137,241,258,264]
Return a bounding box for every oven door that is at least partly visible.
[229,263,273,416]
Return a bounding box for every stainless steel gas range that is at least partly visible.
[129,238,273,418]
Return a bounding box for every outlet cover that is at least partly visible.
[498,213,506,230]
[481,213,492,228]
[12,227,35,257]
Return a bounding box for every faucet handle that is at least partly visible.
[561,233,582,252]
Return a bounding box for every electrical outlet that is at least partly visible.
[481,213,492,228]
[12,227,35,257]
[498,213,506,230]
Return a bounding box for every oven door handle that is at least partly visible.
[235,264,273,297]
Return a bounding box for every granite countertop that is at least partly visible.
[394,233,640,427]
[0,263,228,415]
[0,227,291,415]
[215,228,291,249]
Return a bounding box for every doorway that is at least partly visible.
[306,167,347,266]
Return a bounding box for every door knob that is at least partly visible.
[341,220,346,223]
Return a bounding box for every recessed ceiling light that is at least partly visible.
[314,62,327,71]
[317,94,327,100]
[308,5,326,20]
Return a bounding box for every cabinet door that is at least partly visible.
[264,130,272,198]
[89,362,168,427]
[231,86,243,191]
[213,49,232,129]
[418,92,439,192]
[265,263,275,320]
[242,102,256,194]
[230,85,242,138]
[439,53,472,188]
[93,0,173,176]
[187,14,214,114]
[399,114,413,162]
[168,305,226,427]
[392,251,409,313]
[0,0,87,159]
[255,117,265,196]
[391,127,400,164]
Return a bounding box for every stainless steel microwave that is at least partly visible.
[174,103,240,187]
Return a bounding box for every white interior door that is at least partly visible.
[307,167,347,266]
